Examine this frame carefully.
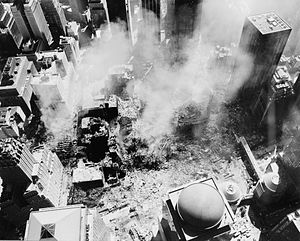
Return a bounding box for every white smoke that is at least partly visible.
[40,0,300,143]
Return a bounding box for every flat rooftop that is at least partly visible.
[248,12,291,35]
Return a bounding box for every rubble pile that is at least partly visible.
[120,119,175,170]
[106,65,135,99]
[174,101,205,127]
[54,135,76,163]
[118,97,142,120]
[66,93,255,240]
[80,117,109,162]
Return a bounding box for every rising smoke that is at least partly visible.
[42,0,300,143]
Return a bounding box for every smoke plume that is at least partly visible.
[41,0,300,142]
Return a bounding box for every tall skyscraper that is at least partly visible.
[0,3,23,56]
[88,0,110,29]
[11,1,32,40]
[24,0,53,45]
[106,0,127,24]
[40,0,67,45]
[173,0,202,48]
[11,0,53,46]
[235,13,292,95]
[125,0,170,45]
[141,0,160,38]
[125,0,142,46]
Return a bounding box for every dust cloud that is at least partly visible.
[40,0,300,142]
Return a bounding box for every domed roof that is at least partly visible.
[221,181,242,203]
[263,172,280,192]
[177,183,225,230]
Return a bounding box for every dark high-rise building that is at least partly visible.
[235,12,291,95]
[106,0,127,23]
[174,0,202,39]
[0,3,23,56]
[40,0,67,45]
[68,0,88,23]
[88,0,110,29]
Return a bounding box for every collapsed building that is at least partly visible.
[72,159,104,189]
[173,96,213,135]
[106,65,134,99]
[76,95,123,184]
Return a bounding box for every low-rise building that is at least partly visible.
[24,204,112,241]
[162,178,234,241]
[72,159,104,189]
[31,50,76,110]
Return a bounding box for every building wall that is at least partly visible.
[24,0,53,45]
[32,148,65,206]
[60,36,80,67]
[0,29,20,56]
[172,0,202,48]
[0,57,34,116]
[40,0,67,45]
[11,4,31,40]
[0,3,23,51]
